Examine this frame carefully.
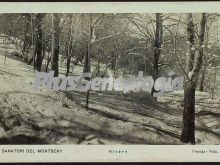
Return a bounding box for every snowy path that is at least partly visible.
[0,54,220,144]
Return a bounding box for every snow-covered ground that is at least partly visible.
[0,49,220,145]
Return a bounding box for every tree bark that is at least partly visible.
[84,14,92,108]
[96,49,100,76]
[181,14,196,144]
[199,59,207,91]
[66,44,71,77]
[192,13,206,79]
[151,13,163,96]
[181,13,207,144]
[41,37,46,70]
[35,14,43,72]
[46,55,52,72]
[211,66,217,100]
[22,14,31,63]
[185,14,195,73]
[153,13,162,76]
[30,14,36,68]
[51,13,60,77]
[66,14,73,77]
[181,81,196,144]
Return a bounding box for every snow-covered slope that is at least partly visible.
[0,51,220,145]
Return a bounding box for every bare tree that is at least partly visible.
[35,13,44,72]
[181,13,207,144]
[27,14,35,66]
[66,14,74,77]
[198,59,207,91]
[21,14,32,63]
[51,13,60,77]
[84,14,92,108]
[151,13,163,96]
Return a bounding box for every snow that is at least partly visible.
[0,47,220,145]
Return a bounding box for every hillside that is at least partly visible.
[0,50,220,145]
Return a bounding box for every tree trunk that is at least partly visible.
[185,14,195,73]
[66,14,73,77]
[83,47,91,73]
[22,14,31,63]
[41,38,46,70]
[31,14,36,69]
[192,13,206,79]
[25,42,32,63]
[181,13,195,144]
[84,14,92,108]
[151,13,163,96]
[211,66,217,100]
[113,54,120,77]
[96,49,100,76]
[35,14,43,72]
[51,13,60,77]
[46,55,52,72]
[66,39,73,77]
[22,40,28,62]
[181,81,196,144]
[153,13,162,76]
[199,59,207,91]
[181,13,207,144]
[66,46,71,77]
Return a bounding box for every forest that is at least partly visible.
[0,13,219,145]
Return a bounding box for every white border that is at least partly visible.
[0,1,220,163]
[0,145,220,162]
[0,2,219,13]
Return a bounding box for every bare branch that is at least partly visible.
[91,32,122,45]
[127,16,150,40]
[93,14,105,26]
[127,52,154,66]
[173,37,190,81]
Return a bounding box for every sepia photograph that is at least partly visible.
[0,4,220,149]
